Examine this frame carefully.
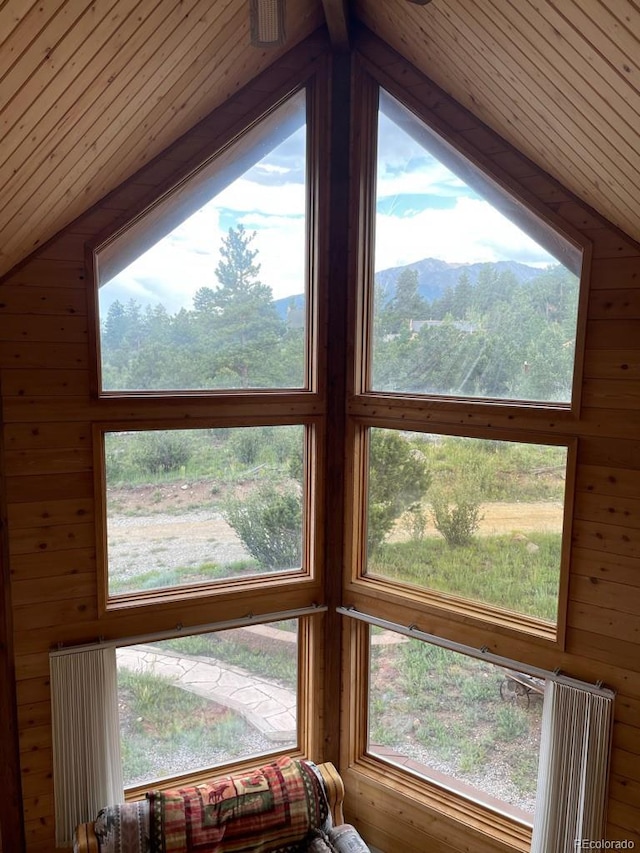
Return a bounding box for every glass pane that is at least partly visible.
[366,429,567,623]
[372,90,582,403]
[97,90,307,391]
[117,620,298,787]
[368,628,543,822]
[105,426,305,596]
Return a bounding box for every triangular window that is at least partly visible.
[371,90,582,404]
[95,89,309,392]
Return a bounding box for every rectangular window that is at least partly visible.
[96,90,309,393]
[117,620,299,788]
[371,90,582,404]
[368,627,543,823]
[365,428,569,625]
[102,425,307,598]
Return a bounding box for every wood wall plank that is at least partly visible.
[591,258,640,290]
[1,370,90,398]
[9,524,95,557]
[4,423,91,453]
[565,628,640,677]
[571,546,640,589]
[572,518,640,560]
[13,597,98,634]
[583,350,640,381]
[0,286,87,316]
[0,342,88,370]
[574,489,640,529]
[4,447,92,477]
[6,472,93,504]
[570,575,640,616]
[568,600,640,646]
[8,498,93,530]
[9,549,96,583]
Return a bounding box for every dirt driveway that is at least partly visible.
[107,480,563,584]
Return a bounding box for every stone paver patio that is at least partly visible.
[117,645,296,742]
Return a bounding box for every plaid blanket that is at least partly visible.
[147,757,329,853]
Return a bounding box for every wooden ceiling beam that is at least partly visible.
[321,0,350,51]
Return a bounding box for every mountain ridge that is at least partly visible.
[274,257,548,316]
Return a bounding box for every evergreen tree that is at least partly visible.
[451,271,473,319]
[368,430,431,554]
[192,286,217,314]
[205,225,286,388]
[214,224,262,302]
[381,268,428,335]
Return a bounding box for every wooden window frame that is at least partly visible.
[86,69,330,618]
[340,618,533,853]
[88,76,324,400]
[340,59,591,843]
[82,66,332,794]
[351,68,591,414]
[120,612,323,800]
[346,63,588,645]
[94,418,324,614]
[345,420,577,646]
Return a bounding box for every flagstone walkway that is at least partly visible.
[117,645,296,742]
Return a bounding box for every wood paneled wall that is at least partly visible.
[1,23,639,853]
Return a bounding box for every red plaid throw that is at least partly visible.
[147,756,328,853]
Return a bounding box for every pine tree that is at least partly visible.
[205,225,285,388]
[214,224,262,301]
[381,268,428,335]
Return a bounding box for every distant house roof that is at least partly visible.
[410,319,476,334]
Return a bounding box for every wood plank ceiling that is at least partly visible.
[0,0,324,278]
[1,0,639,281]
[355,0,640,247]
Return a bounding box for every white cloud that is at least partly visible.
[102,183,306,313]
[377,161,466,198]
[101,119,555,318]
[375,197,554,270]
[215,176,306,217]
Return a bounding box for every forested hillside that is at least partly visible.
[372,263,578,401]
[100,226,579,402]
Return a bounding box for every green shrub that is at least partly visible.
[224,482,302,569]
[368,429,431,554]
[227,428,263,466]
[131,431,192,475]
[400,505,428,541]
[431,496,482,547]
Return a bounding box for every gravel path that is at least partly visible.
[399,743,537,815]
[108,510,252,582]
[108,498,563,585]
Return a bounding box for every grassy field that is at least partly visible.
[118,668,257,786]
[370,531,561,621]
[369,635,542,815]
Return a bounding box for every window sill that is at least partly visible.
[347,574,558,644]
[344,757,533,853]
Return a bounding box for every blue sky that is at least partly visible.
[99,97,556,315]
